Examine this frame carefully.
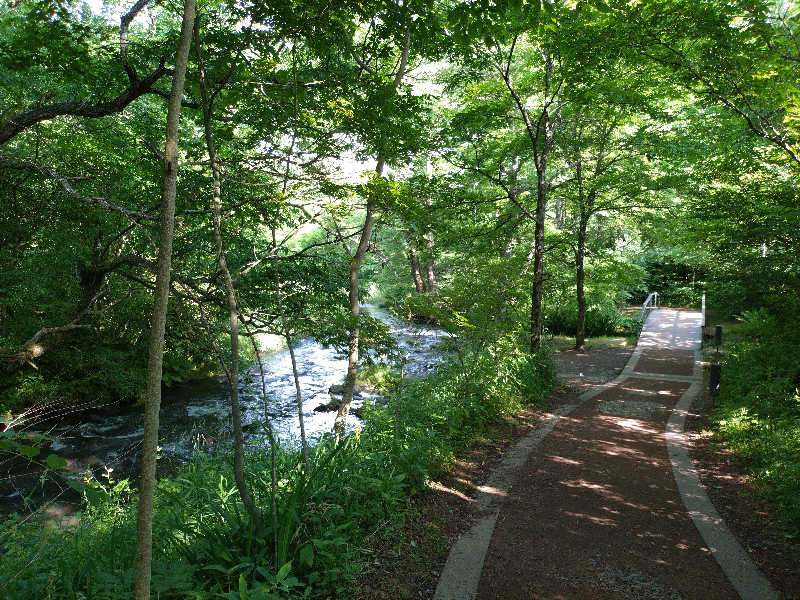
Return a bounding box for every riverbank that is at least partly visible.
[0,306,447,518]
[1,319,556,598]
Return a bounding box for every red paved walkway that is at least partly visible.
[435,309,776,600]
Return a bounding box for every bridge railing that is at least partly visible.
[701,292,706,330]
[638,291,659,328]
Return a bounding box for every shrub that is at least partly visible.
[363,336,557,490]
[712,309,800,537]
[543,300,636,337]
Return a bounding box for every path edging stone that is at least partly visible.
[434,310,777,600]
[433,344,645,600]
[666,350,778,600]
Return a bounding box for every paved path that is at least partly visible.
[434,309,777,600]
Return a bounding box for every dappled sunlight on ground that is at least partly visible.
[425,480,475,503]
[562,511,618,527]
[547,455,582,466]
[475,324,738,599]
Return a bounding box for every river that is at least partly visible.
[1,306,448,515]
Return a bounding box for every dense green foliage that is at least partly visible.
[712,310,800,537]
[1,0,799,595]
[1,344,555,599]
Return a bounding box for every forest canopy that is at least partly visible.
[1,0,798,598]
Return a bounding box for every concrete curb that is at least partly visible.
[434,312,775,600]
[665,350,778,600]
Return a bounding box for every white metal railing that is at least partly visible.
[701,293,706,329]
[638,291,659,327]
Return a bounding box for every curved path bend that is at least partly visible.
[434,309,778,600]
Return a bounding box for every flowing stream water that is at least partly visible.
[1,306,448,515]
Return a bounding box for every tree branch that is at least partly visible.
[0,60,170,145]
[0,157,157,221]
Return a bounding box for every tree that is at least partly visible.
[193,16,260,528]
[445,1,607,350]
[618,0,800,169]
[334,19,414,440]
[0,0,191,146]
[133,0,195,597]
[557,57,659,348]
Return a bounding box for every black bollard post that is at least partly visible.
[714,325,722,348]
[710,363,721,398]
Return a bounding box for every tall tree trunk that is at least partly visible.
[529,174,547,352]
[334,179,380,441]
[501,49,557,352]
[133,1,195,598]
[195,24,259,527]
[335,29,411,441]
[424,242,436,293]
[575,211,588,351]
[423,161,436,293]
[406,237,425,293]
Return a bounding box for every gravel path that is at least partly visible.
[435,309,778,600]
[555,347,634,392]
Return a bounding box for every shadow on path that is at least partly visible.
[435,309,777,600]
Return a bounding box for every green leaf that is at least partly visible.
[299,544,314,568]
[15,443,41,457]
[238,573,248,600]
[200,564,229,574]
[46,453,67,469]
[275,561,292,583]
[66,479,85,493]
[84,484,108,505]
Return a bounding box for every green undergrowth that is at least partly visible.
[710,308,800,539]
[543,300,637,338]
[550,334,637,351]
[0,341,557,599]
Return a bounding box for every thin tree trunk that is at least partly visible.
[273,41,310,470]
[529,174,547,352]
[407,238,425,293]
[575,211,588,351]
[554,196,566,230]
[424,254,436,293]
[501,50,557,352]
[423,163,436,293]
[286,331,309,469]
[334,181,380,441]
[245,328,279,570]
[133,1,195,598]
[195,24,259,527]
[272,227,310,472]
[335,29,411,441]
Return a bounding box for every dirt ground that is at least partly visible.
[354,347,800,600]
[555,347,634,392]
